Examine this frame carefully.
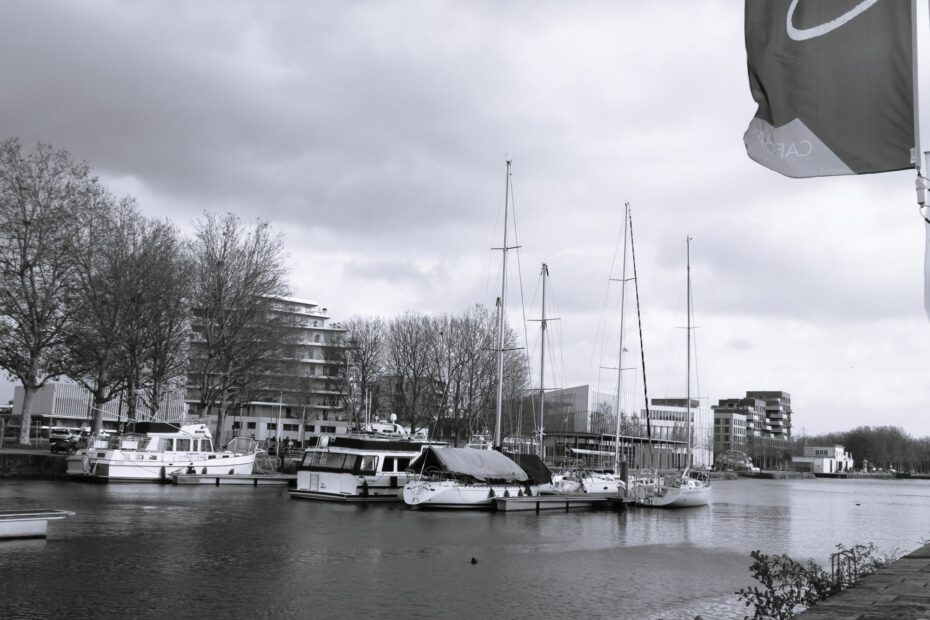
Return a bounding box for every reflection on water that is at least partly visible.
[1,478,929,619]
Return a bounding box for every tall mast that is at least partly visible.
[537,262,548,458]
[686,236,693,469]
[612,203,630,473]
[494,160,512,449]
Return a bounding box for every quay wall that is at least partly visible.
[0,452,66,478]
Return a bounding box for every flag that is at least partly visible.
[744,0,914,178]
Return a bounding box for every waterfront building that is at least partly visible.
[712,391,793,470]
[646,398,713,468]
[792,444,854,474]
[713,409,747,454]
[511,386,712,468]
[746,390,792,438]
[10,381,186,430]
[185,296,347,447]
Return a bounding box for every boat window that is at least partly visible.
[395,458,411,471]
[383,457,397,473]
[343,455,358,471]
[359,455,378,474]
[175,438,191,452]
[202,439,213,452]
[316,452,347,470]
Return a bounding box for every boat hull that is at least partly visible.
[403,479,535,509]
[66,451,255,482]
[0,510,72,540]
[292,471,408,502]
[636,483,711,508]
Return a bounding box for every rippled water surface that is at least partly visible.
[2,478,928,619]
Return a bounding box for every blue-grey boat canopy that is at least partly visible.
[409,447,529,482]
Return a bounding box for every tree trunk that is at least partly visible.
[214,390,229,449]
[18,385,36,446]
[92,392,107,433]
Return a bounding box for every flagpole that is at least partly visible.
[913,0,930,319]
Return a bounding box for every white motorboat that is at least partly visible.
[403,447,544,509]
[290,435,431,502]
[65,422,258,482]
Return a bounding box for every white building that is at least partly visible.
[12,381,187,429]
[792,444,854,474]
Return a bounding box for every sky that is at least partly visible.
[1,1,928,436]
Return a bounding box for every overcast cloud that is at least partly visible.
[1,0,927,435]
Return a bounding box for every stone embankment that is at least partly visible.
[795,542,930,619]
[0,450,67,478]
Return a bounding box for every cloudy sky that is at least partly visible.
[2,1,928,436]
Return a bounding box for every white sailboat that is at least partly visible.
[403,160,546,509]
[636,236,711,508]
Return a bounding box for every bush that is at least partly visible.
[736,544,896,620]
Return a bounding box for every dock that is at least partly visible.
[170,473,296,486]
[494,494,616,512]
[795,542,930,619]
[0,509,73,540]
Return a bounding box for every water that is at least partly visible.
[2,478,928,619]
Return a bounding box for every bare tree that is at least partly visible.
[432,306,497,444]
[66,197,140,431]
[341,315,385,426]
[385,313,438,435]
[131,219,191,420]
[189,212,290,446]
[66,199,191,430]
[0,140,97,445]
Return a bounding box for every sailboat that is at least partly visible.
[403,161,549,509]
[552,206,636,497]
[636,236,711,508]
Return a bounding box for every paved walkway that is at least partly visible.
[796,543,930,619]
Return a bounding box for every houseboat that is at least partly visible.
[290,435,430,502]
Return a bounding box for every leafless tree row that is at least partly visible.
[0,140,291,445]
[337,307,530,444]
[0,139,531,447]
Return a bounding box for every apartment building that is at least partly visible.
[186,296,347,446]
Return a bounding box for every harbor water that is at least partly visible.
[2,477,928,619]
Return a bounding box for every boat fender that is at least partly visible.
[504,489,510,498]
[160,466,166,480]
[82,455,90,475]
[202,467,207,474]
[187,464,196,474]
[470,557,478,565]
[361,481,369,497]
[488,488,495,498]
[228,469,234,475]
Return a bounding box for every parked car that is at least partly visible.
[48,427,83,442]
[50,434,81,454]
